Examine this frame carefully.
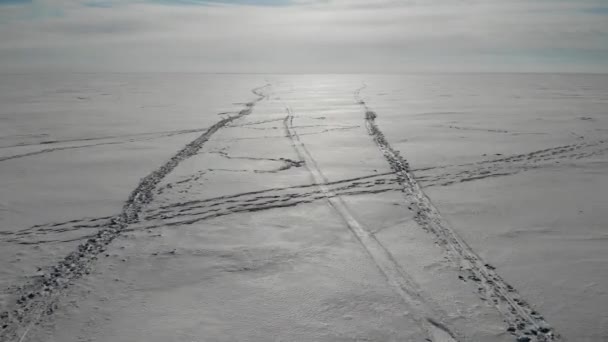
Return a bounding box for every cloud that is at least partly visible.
[0,0,32,4]
[0,0,607,72]
[151,0,295,6]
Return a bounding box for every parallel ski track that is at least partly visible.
[355,85,558,342]
[282,102,459,342]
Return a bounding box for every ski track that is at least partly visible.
[281,101,459,342]
[436,124,510,134]
[0,84,269,342]
[0,127,213,150]
[415,139,608,187]
[0,127,216,162]
[356,85,558,342]
[0,141,128,162]
[414,139,607,173]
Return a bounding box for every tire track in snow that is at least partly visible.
[356,85,558,342]
[0,84,269,342]
[282,103,459,342]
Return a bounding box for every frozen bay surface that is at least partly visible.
[1,73,607,341]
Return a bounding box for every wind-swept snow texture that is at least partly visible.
[1,73,607,342]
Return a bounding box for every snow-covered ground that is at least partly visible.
[0,73,606,341]
[0,73,261,302]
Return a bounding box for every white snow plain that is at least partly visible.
[0,73,607,342]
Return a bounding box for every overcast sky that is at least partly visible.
[1,0,607,73]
